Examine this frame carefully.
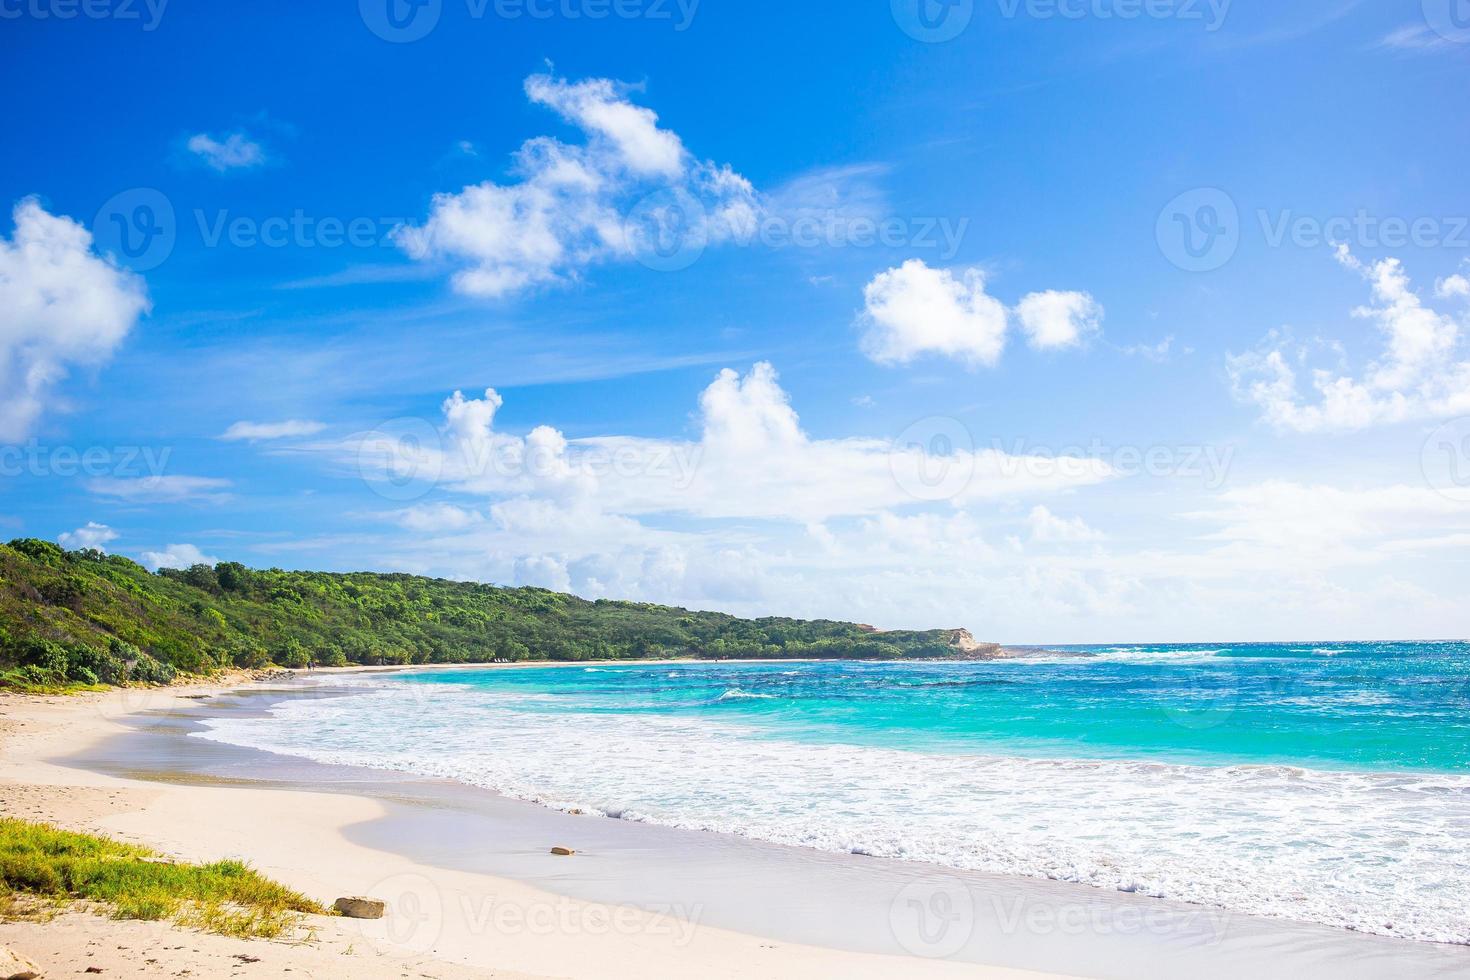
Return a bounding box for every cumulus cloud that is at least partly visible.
[351,361,1114,526]
[88,475,232,503]
[187,132,266,172]
[58,521,119,551]
[524,75,685,178]
[0,199,150,441]
[221,419,325,441]
[396,74,757,297]
[139,543,219,572]
[1014,290,1104,350]
[858,259,1102,368]
[1228,247,1470,432]
[1437,261,1470,300]
[859,261,1009,367]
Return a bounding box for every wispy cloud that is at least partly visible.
[220,419,326,441]
[88,475,232,504]
[187,131,267,172]
[1376,23,1459,53]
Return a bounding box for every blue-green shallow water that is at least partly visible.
[195,641,1470,944]
[388,640,1470,773]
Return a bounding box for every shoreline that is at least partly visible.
[4,673,1469,978]
[0,678,1065,979]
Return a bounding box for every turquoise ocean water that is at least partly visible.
[196,641,1470,943]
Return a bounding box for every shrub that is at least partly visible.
[128,653,176,686]
[14,637,69,676]
[66,646,126,685]
[275,639,310,670]
[228,646,270,670]
[6,538,65,565]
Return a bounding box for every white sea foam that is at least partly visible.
[1092,647,1224,663]
[713,689,778,701]
[195,683,1470,945]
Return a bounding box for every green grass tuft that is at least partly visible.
[0,818,328,938]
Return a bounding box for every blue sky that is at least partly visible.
[2,0,1469,642]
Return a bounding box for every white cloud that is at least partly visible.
[1121,335,1178,363]
[139,543,219,572]
[187,132,266,172]
[860,260,1009,368]
[397,74,757,298]
[1436,261,1470,300]
[858,259,1101,368]
[88,475,232,503]
[1185,481,1470,565]
[1377,23,1457,52]
[351,362,1114,526]
[0,199,150,441]
[524,75,685,178]
[1015,290,1104,350]
[58,521,119,551]
[1027,505,1105,543]
[766,163,892,242]
[391,502,486,532]
[1229,247,1470,432]
[221,419,325,441]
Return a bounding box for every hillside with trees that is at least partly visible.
[0,538,983,690]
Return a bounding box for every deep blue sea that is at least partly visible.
[196,641,1470,944]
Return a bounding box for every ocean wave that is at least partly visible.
[195,685,1470,946]
[713,689,778,702]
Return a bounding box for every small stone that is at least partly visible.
[549,846,575,856]
[333,896,386,919]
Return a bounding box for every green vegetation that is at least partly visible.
[0,818,327,938]
[0,537,975,688]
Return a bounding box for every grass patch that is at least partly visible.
[0,669,109,695]
[0,818,328,938]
